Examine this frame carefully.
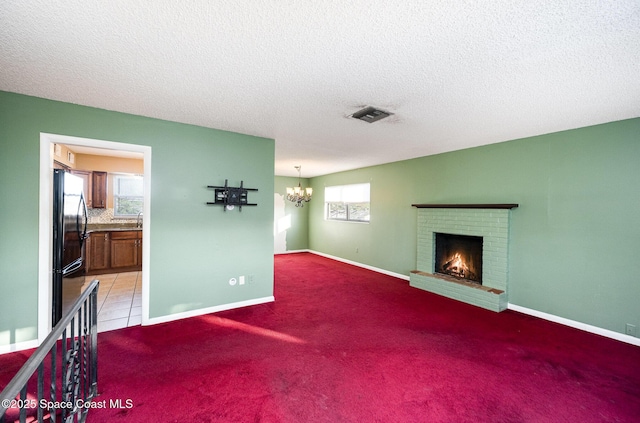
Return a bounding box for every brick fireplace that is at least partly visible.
[410,204,518,312]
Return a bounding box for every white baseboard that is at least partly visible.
[308,250,410,281]
[6,261,636,353]
[302,250,639,347]
[508,303,640,347]
[0,339,39,356]
[144,296,275,326]
[275,249,309,255]
[1,297,276,354]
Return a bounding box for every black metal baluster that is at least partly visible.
[81,300,87,415]
[51,341,57,423]
[61,327,68,422]
[77,306,84,411]
[19,385,26,423]
[37,361,44,421]
[90,287,98,397]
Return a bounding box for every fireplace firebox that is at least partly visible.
[434,233,483,284]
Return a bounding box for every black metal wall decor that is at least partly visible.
[207,179,258,211]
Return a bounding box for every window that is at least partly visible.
[325,183,370,222]
[113,174,143,217]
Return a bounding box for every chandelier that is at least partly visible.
[286,166,312,207]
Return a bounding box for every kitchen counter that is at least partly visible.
[86,224,142,232]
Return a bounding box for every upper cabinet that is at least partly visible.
[91,171,107,208]
[69,169,92,208]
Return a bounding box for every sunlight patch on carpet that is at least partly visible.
[203,315,307,344]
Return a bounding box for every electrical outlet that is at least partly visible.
[248,275,254,284]
[239,275,245,285]
[625,323,636,337]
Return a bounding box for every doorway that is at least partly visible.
[38,133,151,343]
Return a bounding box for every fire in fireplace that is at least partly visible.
[434,233,483,284]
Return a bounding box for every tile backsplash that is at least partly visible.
[88,208,136,224]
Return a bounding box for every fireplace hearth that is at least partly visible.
[434,233,482,284]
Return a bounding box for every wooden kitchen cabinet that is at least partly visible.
[110,231,141,269]
[87,232,110,273]
[70,170,92,208]
[91,171,107,208]
[86,230,142,275]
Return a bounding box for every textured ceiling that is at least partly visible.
[1,1,639,177]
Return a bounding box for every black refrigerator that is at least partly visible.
[52,169,88,325]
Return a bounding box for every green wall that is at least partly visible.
[0,91,274,347]
[308,118,640,336]
[274,176,309,252]
[2,88,637,343]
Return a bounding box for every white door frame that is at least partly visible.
[38,133,152,343]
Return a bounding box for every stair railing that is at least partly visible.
[0,279,99,423]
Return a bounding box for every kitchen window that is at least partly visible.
[113,174,143,217]
[325,183,370,223]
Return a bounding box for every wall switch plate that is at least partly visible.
[239,275,245,285]
[625,323,636,337]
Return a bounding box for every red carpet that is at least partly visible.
[2,252,640,422]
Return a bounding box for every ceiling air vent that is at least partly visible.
[351,106,392,123]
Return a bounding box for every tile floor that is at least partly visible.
[89,271,142,333]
